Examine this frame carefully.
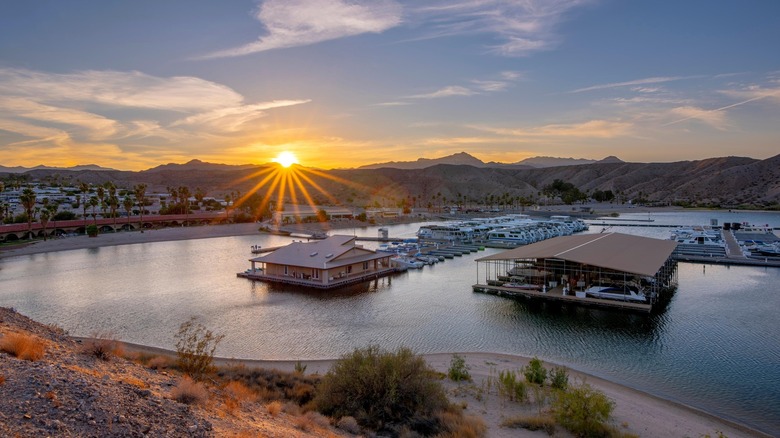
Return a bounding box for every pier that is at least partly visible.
[472,284,652,313]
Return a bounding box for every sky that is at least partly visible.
[1,0,779,171]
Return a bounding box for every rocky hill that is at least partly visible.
[0,307,347,437]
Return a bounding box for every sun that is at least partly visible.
[273,151,299,168]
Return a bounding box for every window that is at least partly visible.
[363,261,369,270]
[284,266,288,275]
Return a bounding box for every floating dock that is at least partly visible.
[472,284,652,313]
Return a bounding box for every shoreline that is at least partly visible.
[109,338,769,437]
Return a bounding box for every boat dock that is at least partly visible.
[472,284,652,313]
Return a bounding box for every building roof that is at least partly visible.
[250,234,388,269]
[475,233,677,277]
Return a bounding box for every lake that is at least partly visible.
[1,210,779,435]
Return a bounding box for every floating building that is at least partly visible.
[473,233,679,313]
[238,235,395,289]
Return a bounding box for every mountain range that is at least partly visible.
[356,152,623,170]
[3,154,779,208]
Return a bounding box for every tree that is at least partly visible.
[179,186,191,225]
[106,182,118,229]
[194,187,205,209]
[122,195,134,228]
[79,182,90,226]
[88,196,99,225]
[19,187,36,239]
[39,207,51,241]
[133,184,147,233]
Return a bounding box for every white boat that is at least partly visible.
[391,255,424,269]
[584,285,647,302]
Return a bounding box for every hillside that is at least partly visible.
[0,307,347,437]
[4,155,779,207]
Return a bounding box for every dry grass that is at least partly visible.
[120,375,149,389]
[82,335,123,361]
[64,364,103,379]
[0,375,5,385]
[435,410,488,438]
[216,365,320,404]
[171,376,209,405]
[147,355,173,370]
[266,400,283,417]
[0,331,46,361]
[294,411,329,432]
[223,380,257,414]
[336,416,360,434]
[501,413,556,435]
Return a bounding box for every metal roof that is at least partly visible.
[250,234,388,269]
[475,233,677,277]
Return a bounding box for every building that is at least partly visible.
[272,205,354,224]
[474,233,679,312]
[239,235,395,289]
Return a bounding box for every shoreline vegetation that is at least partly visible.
[1,205,777,436]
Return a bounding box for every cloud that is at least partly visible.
[372,101,412,107]
[202,0,402,58]
[410,0,590,56]
[0,97,119,139]
[570,75,704,94]
[408,85,476,99]
[472,80,510,92]
[470,119,634,138]
[172,100,311,132]
[0,68,243,111]
[664,106,729,130]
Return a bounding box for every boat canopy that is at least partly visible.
[476,232,677,277]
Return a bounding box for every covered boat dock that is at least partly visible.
[473,233,679,313]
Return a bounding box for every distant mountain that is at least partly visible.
[357,152,488,170]
[143,159,259,173]
[513,156,624,168]
[0,164,116,173]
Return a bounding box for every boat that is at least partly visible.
[250,245,263,254]
[503,282,541,291]
[584,285,647,302]
[391,255,424,269]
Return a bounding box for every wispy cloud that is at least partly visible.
[201,0,402,58]
[410,1,590,56]
[408,85,476,99]
[664,106,730,130]
[172,100,311,132]
[470,119,634,138]
[570,75,704,94]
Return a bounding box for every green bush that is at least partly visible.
[523,357,548,385]
[314,345,449,433]
[552,381,615,436]
[550,366,569,390]
[497,369,527,402]
[174,316,224,379]
[448,354,471,382]
[86,224,99,237]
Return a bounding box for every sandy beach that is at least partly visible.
[2,211,773,436]
[113,340,766,438]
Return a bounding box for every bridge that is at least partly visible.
[0,212,230,242]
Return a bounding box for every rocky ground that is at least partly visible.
[0,307,347,437]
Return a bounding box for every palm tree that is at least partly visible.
[19,187,36,239]
[178,186,190,225]
[105,182,118,230]
[122,195,134,229]
[133,184,147,233]
[194,187,205,209]
[79,182,90,227]
[89,196,99,225]
[39,206,51,241]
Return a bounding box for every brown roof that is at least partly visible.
[250,234,388,269]
[475,233,677,277]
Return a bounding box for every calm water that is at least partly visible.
[1,211,779,435]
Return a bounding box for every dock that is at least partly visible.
[472,284,652,313]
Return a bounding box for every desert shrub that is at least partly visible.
[0,375,5,385]
[217,365,320,404]
[501,414,556,435]
[448,354,471,382]
[497,370,527,402]
[523,356,548,385]
[552,381,615,436]
[294,360,307,374]
[147,355,173,370]
[224,380,257,413]
[337,416,361,434]
[314,345,449,433]
[434,410,488,438]
[266,400,283,416]
[0,331,45,361]
[550,366,569,390]
[171,376,209,405]
[82,334,123,361]
[174,316,224,379]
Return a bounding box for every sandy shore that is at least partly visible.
[112,340,766,438]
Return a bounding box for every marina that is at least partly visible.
[1,216,779,435]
